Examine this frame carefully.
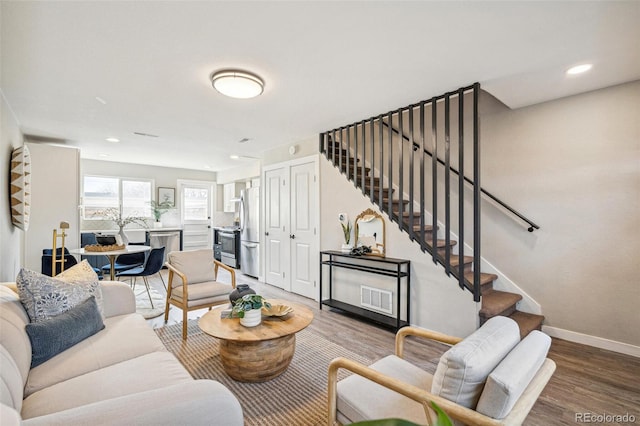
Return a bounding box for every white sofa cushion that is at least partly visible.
[20,381,243,426]
[431,316,521,409]
[337,355,433,424]
[21,351,193,419]
[0,346,24,412]
[476,330,551,419]
[0,286,32,388]
[24,313,166,396]
[168,249,216,285]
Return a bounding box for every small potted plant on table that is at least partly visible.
[232,294,271,327]
[150,199,174,228]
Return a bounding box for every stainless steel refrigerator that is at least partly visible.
[240,187,260,278]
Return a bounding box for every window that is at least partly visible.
[183,185,209,220]
[83,175,153,219]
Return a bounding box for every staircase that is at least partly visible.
[319,84,544,338]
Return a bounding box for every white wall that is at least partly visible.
[480,81,640,347]
[0,92,24,281]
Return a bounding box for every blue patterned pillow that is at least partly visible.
[16,261,102,323]
[26,296,105,368]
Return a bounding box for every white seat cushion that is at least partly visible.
[24,313,166,396]
[431,316,520,409]
[21,351,192,419]
[171,282,231,302]
[337,355,433,424]
[476,330,551,419]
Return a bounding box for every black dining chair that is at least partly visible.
[101,242,146,277]
[115,247,166,308]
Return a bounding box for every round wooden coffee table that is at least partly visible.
[198,299,313,382]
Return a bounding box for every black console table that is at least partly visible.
[319,250,411,331]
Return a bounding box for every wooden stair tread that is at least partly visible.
[412,224,434,232]
[426,239,457,249]
[508,311,545,339]
[378,198,409,205]
[449,254,474,266]
[464,272,498,287]
[479,290,522,317]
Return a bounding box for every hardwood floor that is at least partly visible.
[143,269,640,425]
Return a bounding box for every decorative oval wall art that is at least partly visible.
[10,145,31,231]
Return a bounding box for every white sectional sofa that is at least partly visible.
[0,281,243,425]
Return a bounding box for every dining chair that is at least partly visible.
[164,248,236,339]
[101,242,146,276]
[116,247,165,308]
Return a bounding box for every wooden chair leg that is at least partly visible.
[182,308,188,340]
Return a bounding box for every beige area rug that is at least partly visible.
[156,320,371,426]
[133,284,165,319]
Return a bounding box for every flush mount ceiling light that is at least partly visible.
[105,137,120,143]
[211,70,264,99]
[566,64,593,75]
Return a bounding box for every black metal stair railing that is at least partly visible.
[319,83,538,302]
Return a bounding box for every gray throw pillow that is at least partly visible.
[26,296,105,368]
[16,262,102,323]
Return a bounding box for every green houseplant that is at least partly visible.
[150,199,174,227]
[231,294,271,327]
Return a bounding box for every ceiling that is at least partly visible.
[2,1,639,172]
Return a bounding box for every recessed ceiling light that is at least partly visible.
[105,137,120,143]
[230,154,240,160]
[566,64,592,75]
[211,70,264,99]
[95,96,107,105]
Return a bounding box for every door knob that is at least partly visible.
[290,234,296,239]
[265,232,269,236]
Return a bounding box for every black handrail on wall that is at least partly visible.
[380,121,540,233]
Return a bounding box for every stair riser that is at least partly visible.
[479,305,517,323]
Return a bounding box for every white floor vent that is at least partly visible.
[360,286,393,314]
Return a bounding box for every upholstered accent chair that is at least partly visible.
[164,249,236,339]
[328,316,555,425]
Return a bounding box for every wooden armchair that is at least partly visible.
[328,316,555,425]
[164,248,236,339]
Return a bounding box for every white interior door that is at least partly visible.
[178,180,214,251]
[290,162,318,299]
[263,156,319,299]
[264,167,289,289]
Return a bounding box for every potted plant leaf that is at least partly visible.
[231,294,271,327]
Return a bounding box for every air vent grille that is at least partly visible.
[360,285,393,314]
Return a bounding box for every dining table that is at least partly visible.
[70,245,151,280]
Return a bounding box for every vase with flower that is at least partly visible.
[338,213,352,253]
[93,206,148,245]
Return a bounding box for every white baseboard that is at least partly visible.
[543,326,640,358]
